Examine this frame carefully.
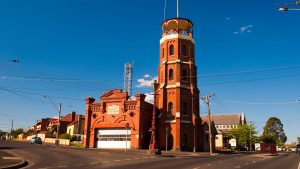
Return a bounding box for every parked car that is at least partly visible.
[29,137,42,144]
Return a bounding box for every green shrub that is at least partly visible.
[59,133,71,140]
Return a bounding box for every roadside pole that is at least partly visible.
[249,121,253,152]
[166,127,168,152]
[56,102,61,146]
[201,93,215,155]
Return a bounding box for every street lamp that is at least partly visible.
[125,123,130,152]
[279,7,300,12]
[44,96,61,146]
[147,80,161,155]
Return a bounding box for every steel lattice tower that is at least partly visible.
[124,63,133,96]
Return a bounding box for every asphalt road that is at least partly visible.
[1,140,299,169]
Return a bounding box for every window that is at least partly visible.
[168,102,173,114]
[161,71,164,82]
[169,45,174,56]
[169,69,174,81]
[182,69,187,81]
[162,48,164,58]
[182,102,187,115]
[181,45,186,56]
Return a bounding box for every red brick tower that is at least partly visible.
[156,18,200,151]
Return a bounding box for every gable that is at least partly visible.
[100,89,128,101]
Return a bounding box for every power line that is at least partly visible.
[220,98,299,105]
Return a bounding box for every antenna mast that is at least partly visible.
[177,0,179,18]
[124,63,133,97]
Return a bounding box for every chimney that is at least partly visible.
[72,111,76,122]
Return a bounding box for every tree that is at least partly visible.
[260,134,276,144]
[11,128,24,139]
[229,124,257,148]
[0,130,7,137]
[262,117,287,145]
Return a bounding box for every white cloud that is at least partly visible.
[143,74,151,78]
[144,93,154,104]
[233,25,253,34]
[136,76,158,88]
[226,17,231,20]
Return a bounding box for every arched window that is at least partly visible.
[169,69,174,81]
[181,45,186,56]
[182,102,187,115]
[182,69,187,81]
[169,45,174,56]
[168,102,173,114]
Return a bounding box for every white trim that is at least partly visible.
[181,120,191,124]
[160,34,195,44]
[164,120,176,123]
[176,112,180,118]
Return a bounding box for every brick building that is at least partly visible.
[84,90,153,149]
[84,17,213,151]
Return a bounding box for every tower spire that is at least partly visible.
[177,0,179,18]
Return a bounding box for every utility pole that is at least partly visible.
[249,121,253,152]
[10,119,13,140]
[201,93,215,155]
[56,102,61,146]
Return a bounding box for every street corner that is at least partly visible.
[0,150,27,169]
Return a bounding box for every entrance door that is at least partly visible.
[97,129,131,149]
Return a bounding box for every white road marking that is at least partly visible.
[114,160,121,162]
[252,161,256,163]
[134,158,140,160]
[3,157,21,160]
[192,167,200,169]
[125,159,131,161]
[89,162,98,165]
[235,166,241,168]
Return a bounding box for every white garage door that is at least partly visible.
[97,129,131,149]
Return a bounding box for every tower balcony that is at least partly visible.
[161,18,193,38]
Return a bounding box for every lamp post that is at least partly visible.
[125,123,130,152]
[279,7,300,12]
[166,126,168,152]
[148,80,161,155]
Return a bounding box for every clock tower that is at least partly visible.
[156,18,200,151]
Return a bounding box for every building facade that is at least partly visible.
[84,90,153,149]
[84,17,214,151]
[202,113,246,149]
[156,18,201,151]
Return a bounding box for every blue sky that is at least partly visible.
[0,0,299,143]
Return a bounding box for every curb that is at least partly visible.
[1,158,28,169]
[1,151,28,169]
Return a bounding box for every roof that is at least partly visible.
[60,113,78,122]
[201,114,245,125]
[67,120,78,126]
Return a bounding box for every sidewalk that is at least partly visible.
[0,149,27,169]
